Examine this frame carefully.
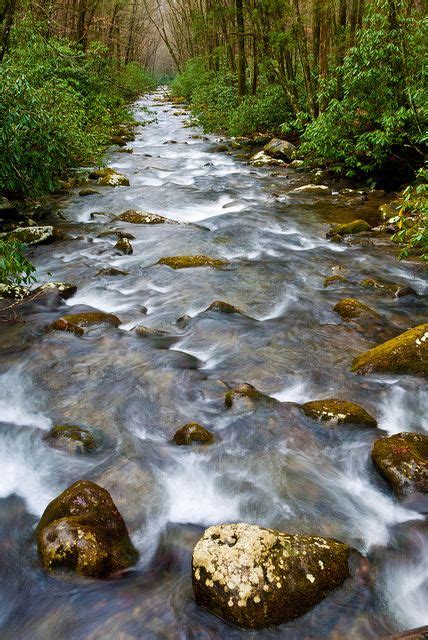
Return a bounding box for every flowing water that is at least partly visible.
[0,91,427,639]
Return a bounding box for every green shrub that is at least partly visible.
[0,240,36,285]
[389,167,428,261]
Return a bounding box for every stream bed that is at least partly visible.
[0,91,427,639]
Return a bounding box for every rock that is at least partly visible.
[360,278,417,298]
[33,282,77,299]
[289,184,330,195]
[115,237,133,255]
[36,480,138,577]
[192,523,351,629]
[95,267,129,277]
[263,138,297,161]
[0,196,17,215]
[110,136,127,147]
[88,168,130,187]
[7,225,57,245]
[135,325,168,337]
[79,189,98,196]
[372,432,428,498]
[49,311,121,335]
[327,220,372,238]
[172,423,214,445]
[117,147,133,153]
[117,210,177,225]
[43,425,97,454]
[225,383,265,408]
[157,255,227,269]
[302,399,377,427]
[0,283,30,299]
[204,301,242,314]
[323,275,348,287]
[379,201,400,220]
[249,151,285,167]
[289,159,305,169]
[351,324,428,376]
[333,298,381,322]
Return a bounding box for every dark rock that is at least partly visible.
[205,301,242,314]
[114,237,133,255]
[302,399,377,427]
[95,267,129,277]
[33,282,77,299]
[36,480,138,577]
[0,283,30,300]
[372,432,428,498]
[225,383,265,408]
[43,425,97,453]
[172,423,215,446]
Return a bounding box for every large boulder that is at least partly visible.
[263,138,297,161]
[327,220,371,238]
[192,523,351,628]
[36,480,138,577]
[157,255,228,269]
[0,283,30,299]
[117,210,177,225]
[88,168,130,187]
[6,225,57,245]
[372,432,428,498]
[49,311,121,335]
[172,423,214,446]
[302,399,377,427]
[351,324,428,376]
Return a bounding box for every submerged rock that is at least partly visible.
[89,168,130,187]
[33,282,77,299]
[263,138,296,161]
[117,210,177,225]
[204,301,242,314]
[135,325,168,337]
[114,237,133,255]
[36,480,138,577]
[351,324,428,376]
[372,432,428,498]
[225,383,265,408]
[95,267,129,277]
[49,311,121,335]
[323,275,348,287]
[192,523,350,629]
[289,184,330,195]
[302,399,377,427]
[157,255,227,269]
[79,189,98,197]
[43,425,97,453]
[360,278,417,298]
[327,220,371,238]
[172,423,214,446]
[333,298,381,322]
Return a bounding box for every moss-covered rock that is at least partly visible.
[88,168,130,187]
[0,283,30,300]
[333,298,381,322]
[205,301,242,314]
[263,138,296,161]
[114,237,133,255]
[360,278,417,298]
[323,275,348,287]
[225,383,265,408]
[192,523,350,629]
[351,324,428,376]
[290,184,330,195]
[302,399,377,427]
[33,282,77,299]
[7,225,56,245]
[372,432,428,497]
[172,423,214,446]
[158,255,228,269]
[36,480,138,577]
[327,220,372,238]
[43,425,97,454]
[250,151,285,167]
[49,311,121,335]
[117,210,177,225]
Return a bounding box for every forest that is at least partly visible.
[0,1,427,639]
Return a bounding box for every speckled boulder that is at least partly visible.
[192,523,350,628]
[327,220,371,238]
[117,210,177,224]
[351,324,428,376]
[0,283,30,299]
[49,311,121,335]
[173,423,214,445]
[302,399,377,427]
[333,298,381,322]
[43,425,97,454]
[158,255,227,269]
[36,480,138,577]
[7,225,56,245]
[89,168,130,187]
[225,383,265,408]
[372,432,428,498]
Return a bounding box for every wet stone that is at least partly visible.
[302,399,377,427]
[117,210,177,225]
[157,255,228,269]
[114,237,133,254]
[324,275,348,287]
[327,220,372,238]
[95,268,129,277]
[333,298,381,322]
[88,168,130,187]
[49,311,121,335]
[263,138,297,161]
[204,300,242,314]
[43,424,97,454]
[225,383,265,408]
[172,423,215,446]
[372,432,428,498]
[33,282,77,299]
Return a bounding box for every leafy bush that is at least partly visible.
[389,167,428,261]
[0,240,36,285]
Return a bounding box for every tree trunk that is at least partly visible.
[0,0,16,62]
[235,0,246,96]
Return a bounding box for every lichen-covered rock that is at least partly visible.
[225,383,265,408]
[7,225,56,245]
[333,298,381,322]
[302,399,377,427]
[172,423,214,445]
[36,480,138,577]
[327,220,371,238]
[249,151,285,167]
[289,184,330,195]
[88,168,130,187]
[351,324,428,376]
[192,523,350,629]
[158,255,227,269]
[117,210,177,225]
[33,282,77,299]
[43,425,97,454]
[0,283,30,299]
[323,275,348,287]
[205,301,242,314]
[49,311,121,335]
[114,237,133,255]
[372,432,428,497]
[263,138,296,161]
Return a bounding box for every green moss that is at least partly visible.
[205,301,242,314]
[333,298,380,321]
[225,383,265,408]
[172,423,215,445]
[372,432,428,497]
[351,324,428,376]
[158,255,228,269]
[89,168,130,187]
[44,424,97,453]
[323,275,348,287]
[327,220,372,238]
[302,399,377,427]
[114,237,133,254]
